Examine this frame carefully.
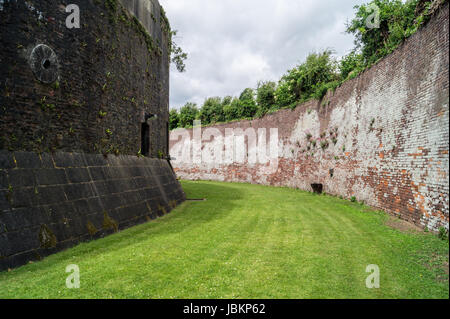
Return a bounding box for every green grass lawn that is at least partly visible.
[0,180,448,299]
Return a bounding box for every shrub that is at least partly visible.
[277,50,340,107]
[239,88,258,118]
[169,109,179,130]
[179,102,199,128]
[274,81,296,110]
[438,227,449,241]
[199,97,224,125]
[346,0,428,68]
[256,81,277,116]
[222,98,238,121]
[339,50,365,80]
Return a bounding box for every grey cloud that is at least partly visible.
[160,0,367,110]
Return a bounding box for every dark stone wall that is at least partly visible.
[0,150,185,271]
[0,0,171,158]
[0,1,186,271]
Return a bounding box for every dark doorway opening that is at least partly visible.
[311,183,323,194]
[141,122,150,156]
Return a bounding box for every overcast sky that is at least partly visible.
[159,0,367,110]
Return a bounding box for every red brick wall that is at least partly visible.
[170,3,449,232]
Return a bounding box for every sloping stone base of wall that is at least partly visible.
[0,151,185,271]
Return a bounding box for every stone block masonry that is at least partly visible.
[0,0,186,270]
[0,150,185,271]
[170,3,449,232]
[0,0,171,158]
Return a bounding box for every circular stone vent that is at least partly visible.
[29,44,59,83]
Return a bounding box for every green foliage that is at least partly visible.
[276,50,339,109]
[438,227,449,241]
[223,98,243,122]
[39,96,56,111]
[170,30,188,72]
[351,196,357,202]
[199,97,224,125]
[239,88,258,119]
[340,50,365,80]
[274,81,296,110]
[222,96,233,107]
[179,102,199,128]
[105,0,117,13]
[320,140,330,150]
[256,81,277,116]
[169,109,180,130]
[173,0,442,128]
[346,0,434,69]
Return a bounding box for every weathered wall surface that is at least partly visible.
[0,150,185,271]
[170,4,449,231]
[0,1,185,271]
[0,0,171,157]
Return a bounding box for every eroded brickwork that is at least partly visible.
[170,4,449,232]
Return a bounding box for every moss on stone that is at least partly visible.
[39,224,57,249]
[158,203,167,215]
[102,211,118,232]
[87,221,98,236]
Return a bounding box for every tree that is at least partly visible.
[276,49,339,106]
[339,50,365,80]
[223,98,243,121]
[178,102,199,128]
[169,109,180,130]
[274,81,296,110]
[162,4,188,73]
[239,88,258,118]
[199,97,224,125]
[256,81,277,116]
[172,0,437,125]
[170,35,188,72]
[222,96,233,107]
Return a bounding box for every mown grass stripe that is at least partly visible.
[0,181,447,299]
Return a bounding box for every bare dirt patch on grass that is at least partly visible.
[385,216,424,233]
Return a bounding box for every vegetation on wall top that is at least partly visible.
[169,0,446,130]
[104,0,187,72]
